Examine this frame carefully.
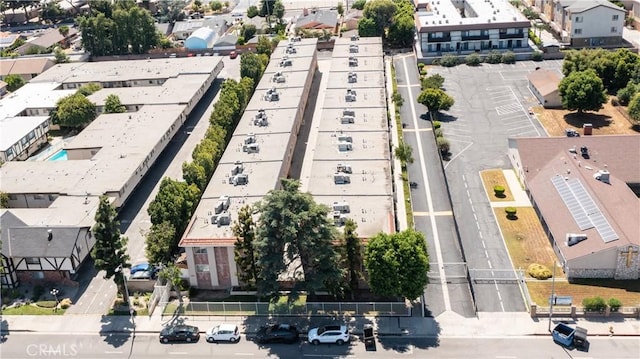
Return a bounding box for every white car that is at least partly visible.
[205,324,240,343]
[307,325,350,345]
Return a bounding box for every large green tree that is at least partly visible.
[145,221,177,265]
[362,0,397,36]
[4,74,25,92]
[365,229,429,300]
[0,191,9,208]
[240,52,267,86]
[254,179,344,298]
[558,69,607,114]
[233,205,259,289]
[562,48,640,94]
[158,264,184,305]
[104,94,126,113]
[54,93,97,128]
[358,17,378,37]
[147,177,200,244]
[394,140,414,168]
[626,92,640,125]
[341,219,363,300]
[417,88,454,120]
[272,0,285,23]
[92,196,131,301]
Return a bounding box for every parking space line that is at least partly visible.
[500,114,528,121]
[507,124,537,132]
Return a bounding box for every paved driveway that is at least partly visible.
[426,61,562,312]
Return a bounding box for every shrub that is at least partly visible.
[32,285,45,301]
[434,128,444,137]
[418,63,425,70]
[608,298,622,312]
[501,51,516,64]
[485,50,502,64]
[505,207,517,219]
[392,91,404,107]
[432,120,441,129]
[527,263,552,280]
[465,53,482,66]
[440,54,459,67]
[582,296,606,312]
[422,74,445,90]
[531,51,543,62]
[494,185,505,197]
[59,298,72,309]
[35,300,58,308]
[436,137,450,154]
[616,81,639,106]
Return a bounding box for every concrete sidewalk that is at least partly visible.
[2,310,638,337]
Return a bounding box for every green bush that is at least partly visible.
[485,50,502,64]
[531,51,543,62]
[432,121,441,129]
[465,53,482,66]
[418,63,425,70]
[527,263,552,280]
[32,285,45,301]
[505,207,517,219]
[494,185,505,197]
[616,81,639,106]
[35,300,57,308]
[436,137,450,154]
[440,54,459,67]
[501,51,516,64]
[583,296,607,312]
[608,298,622,311]
[434,128,444,137]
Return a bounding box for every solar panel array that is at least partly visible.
[550,175,619,243]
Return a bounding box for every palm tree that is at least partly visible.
[394,141,414,169]
[58,25,70,48]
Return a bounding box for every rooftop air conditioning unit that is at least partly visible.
[334,173,351,184]
[244,134,256,145]
[273,72,285,83]
[280,57,292,67]
[254,117,268,127]
[332,211,348,226]
[338,134,353,143]
[216,211,231,226]
[593,170,610,183]
[332,201,350,213]
[349,44,359,53]
[338,142,353,151]
[341,115,355,124]
[243,143,260,153]
[349,57,358,67]
[351,35,359,41]
[231,161,244,175]
[215,195,230,214]
[343,109,355,117]
[337,163,352,174]
[229,173,249,186]
[348,72,358,83]
[286,45,297,54]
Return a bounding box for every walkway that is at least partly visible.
[490,169,532,208]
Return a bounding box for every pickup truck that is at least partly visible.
[552,323,587,348]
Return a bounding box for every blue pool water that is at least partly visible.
[48,149,68,161]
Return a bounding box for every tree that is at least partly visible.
[210,1,223,11]
[233,205,259,289]
[337,2,344,16]
[247,5,259,17]
[104,94,126,113]
[147,177,201,243]
[241,52,266,85]
[157,0,186,23]
[357,17,378,37]
[259,0,276,16]
[254,179,344,298]
[145,221,177,265]
[558,69,607,114]
[58,25,70,47]
[272,0,284,23]
[341,219,362,299]
[77,82,102,96]
[362,0,397,36]
[54,93,97,128]
[192,0,203,13]
[394,141,414,168]
[616,80,639,106]
[627,92,640,125]
[54,47,70,64]
[241,24,257,40]
[387,10,414,47]
[41,1,63,23]
[417,88,454,120]
[4,74,25,92]
[364,229,429,300]
[256,35,273,56]
[0,191,9,208]
[92,196,130,302]
[352,0,367,10]
[159,264,184,305]
[421,74,444,90]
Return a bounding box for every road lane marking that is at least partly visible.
[413,211,453,216]
[168,352,188,355]
[104,351,123,354]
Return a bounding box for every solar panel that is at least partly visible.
[551,176,593,230]
[551,176,619,243]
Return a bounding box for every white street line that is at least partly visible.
[234,353,256,356]
[168,352,188,355]
[506,86,541,136]
[403,56,451,311]
[104,351,123,355]
[443,141,473,170]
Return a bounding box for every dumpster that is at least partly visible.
[363,325,376,351]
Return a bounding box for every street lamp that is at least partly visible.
[115,266,135,337]
[50,288,59,312]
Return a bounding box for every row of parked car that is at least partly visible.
[159,323,351,346]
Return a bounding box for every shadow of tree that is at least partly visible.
[99,315,132,348]
[563,112,612,129]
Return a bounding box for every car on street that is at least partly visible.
[307,325,350,345]
[205,323,241,343]
[159,325,200,343]
[255,323,299,344]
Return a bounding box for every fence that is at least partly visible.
[532,304,640,319]
[161,301,410,318]
[148,283,170,316]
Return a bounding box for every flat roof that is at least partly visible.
[416,0,530,31]
[0,82,75,119]
[205,160,285,198]
[234,107,300,136]
[332,43,384,58]
[219,132,292,164]
[264,56,317,74]
[246,87,311,111]
[255,70,310,90]
[313,195,395,238]
[322,88,386,109]
[3,196,101,227]
[334,37,383,46]
[270,42,319,59]
[87,74,212,106]
[329,56,384,73]
[325,71,385,89]
[306,160,392,196]
[31,57,223,83]
[312,131,390,161]
[318,108,388,132]
[0,116,49,151]
[0,160,96,194]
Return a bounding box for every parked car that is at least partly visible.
[205,324,241,343]
[255,323,299,344]
[130,262,152,274]
[307,325,350,345]
[565,128,580,137]
[159,325,200,343]
[229,51,238,59]
[130,270,156,280]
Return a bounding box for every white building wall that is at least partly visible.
[227,246,238,287]
[571,7,625,39]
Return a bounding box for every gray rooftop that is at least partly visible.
[1,196,101,227]
[326,71,385,89]
[255,69,310,90]
[0,116,49,152]
[322,88,386,109]
[306,160,392,196]
[312,131,390,161]
[264,55,318,74]
[318,107,388,132]
[219,132,292,164]
[270,41,319,60]
[246,86,312,111]
[330,56,384,73]
[312,195,395,238]
[234,108,300,136]
[0,82,75,119]
[204,161,286,199]
[332,42,384,58]
[416,0,529,29]
[3,226,83,258]
[334,37,383,46]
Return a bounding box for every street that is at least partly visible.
[1,333,638,359]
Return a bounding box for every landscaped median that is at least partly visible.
[480,169,640,314]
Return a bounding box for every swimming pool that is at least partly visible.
[48,149,68,161]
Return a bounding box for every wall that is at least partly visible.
[571,7,624,40]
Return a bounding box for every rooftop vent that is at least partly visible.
[47,229,53,241]
[332,201,350,213]
[566,233,588,247]
[229,173,249,186]
[593,170,610,184]
[215,195,231,214]
[337,163,352,174]
[334,173,351,184]
[243,142,259,153]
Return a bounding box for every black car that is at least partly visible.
[255,324,299,344]
[159,325,200,343]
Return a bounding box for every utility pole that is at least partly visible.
[548,261,557,332]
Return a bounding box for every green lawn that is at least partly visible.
[1,304,66,315]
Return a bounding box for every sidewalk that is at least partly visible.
[3,310,638,337]
[489,169,531,208]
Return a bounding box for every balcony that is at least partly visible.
[461,34,490,41]
[499,31,525,39]
[427,34,451,43]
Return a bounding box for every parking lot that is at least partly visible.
[426,60,562,312]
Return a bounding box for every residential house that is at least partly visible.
[172,18,227,41]
[0,33,21,51]
[0,58,55,82]
[185,27,218,49]
[342,10,363,31]
[534,0,625,46]
[508,135,640,280]
[295,9,338,31]
[527,68,562,108]
[415,0,530,60]
[213,34,238,53]
[16,27,79,55]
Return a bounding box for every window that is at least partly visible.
[613,15,619,21]
[34,194,44,200]
[9,194,17,200]
[196,264,210,273]
[194,247,207,254]
[611,27,617,33]
[574,16,582,23]
[26,257,40,265]
[574,28,582,35]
